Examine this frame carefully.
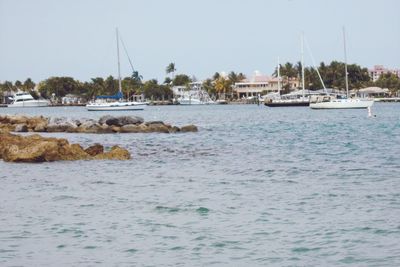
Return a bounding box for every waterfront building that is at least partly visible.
[233,71,299,98]
[368,65,400,82]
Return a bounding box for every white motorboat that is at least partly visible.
[173,82,215,105]
[86,28,146,111]
[7,92,49,107]
[309,28,374,110]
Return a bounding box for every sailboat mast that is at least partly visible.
[343,27,349,98]
[301,32,305,98]
[277,57,281,94]
[116,28,122,96]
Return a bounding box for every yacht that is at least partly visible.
[7,92,49,107]
[173,82,215,105]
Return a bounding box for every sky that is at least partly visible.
[0,0,399,83]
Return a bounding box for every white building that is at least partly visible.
[233,71,299,98]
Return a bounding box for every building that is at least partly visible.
[233,71,299,98]
[368,65,400,82]
[61,94,84,105]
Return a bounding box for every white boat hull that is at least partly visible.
[8,100,49,107]
[310,99,374,109]
[178,98,215,105]
[86,101,146,111]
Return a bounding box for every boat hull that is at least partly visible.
[86,102,146,111]
[309,99,374,109]
[178,99,215,105]
[8,100,49,107]
[264,100,309,107]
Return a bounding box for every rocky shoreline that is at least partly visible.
[0,114,198,134]
[0,133,130,163]
[0,114,199,163]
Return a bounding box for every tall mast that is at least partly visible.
[301,32,305,98]
[277,57,281,94]
[343,27,349,98]
[116,28,122,96]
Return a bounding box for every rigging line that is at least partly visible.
[303,35,327,93]
[119,33,135,73]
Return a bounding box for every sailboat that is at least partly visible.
[86,28,147,111]
[309,28,373,109]
[264,34,311,107]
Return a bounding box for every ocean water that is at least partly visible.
[1,103,400,266]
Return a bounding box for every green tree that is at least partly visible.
[173,74,191,86]
[166,63,176,78]
[142,79,173,100]
[214,77,232,98]
[375,73,400,94]
[38,77,81,100]
[23,78,35,91]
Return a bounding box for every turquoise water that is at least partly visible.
[1,103,400,266]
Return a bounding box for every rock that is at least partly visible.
[120,124,140,133]
[47,117,78,133]
[105,117,120,126]
[145,121,165,126]
[169,126,180,133]
[14,124,28,132]
[180,125,198,132]
[148,124,170,133]
[94,145,131,160]
[104,116,144,127]
[33,122,47,132]
[0,133,131,162]
[99,115,114,125]
[84,143,104,156]
[0,133,89,162]
[117,116,144,126]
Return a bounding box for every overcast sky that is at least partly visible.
[1,0,399,83]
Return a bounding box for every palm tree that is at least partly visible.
[214,77,232,99]
[166,63,176,78]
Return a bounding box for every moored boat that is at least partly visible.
[7,92,49,108]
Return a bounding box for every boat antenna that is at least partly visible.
[116,28,122,98]
[277,56,281,94]
[301,32,305,98]
[304,35,327,93]
[343,26,349,98]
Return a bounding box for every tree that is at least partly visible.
[173,74,191,86]
[166,63,176,78]
[23,78,35,91]
[214,76,232,98]
[142,79,173,100]
[163,77,172,84]
[37,77,82,100]
[202,78,216,97]
[375,73,400,94]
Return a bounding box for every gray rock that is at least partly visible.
[105,116,144,127]
[99,115,115,125]
[118,116,144,126]
[47,117,79,132]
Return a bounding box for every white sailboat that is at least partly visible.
[86,28,146,111]
[309,28,373,109]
